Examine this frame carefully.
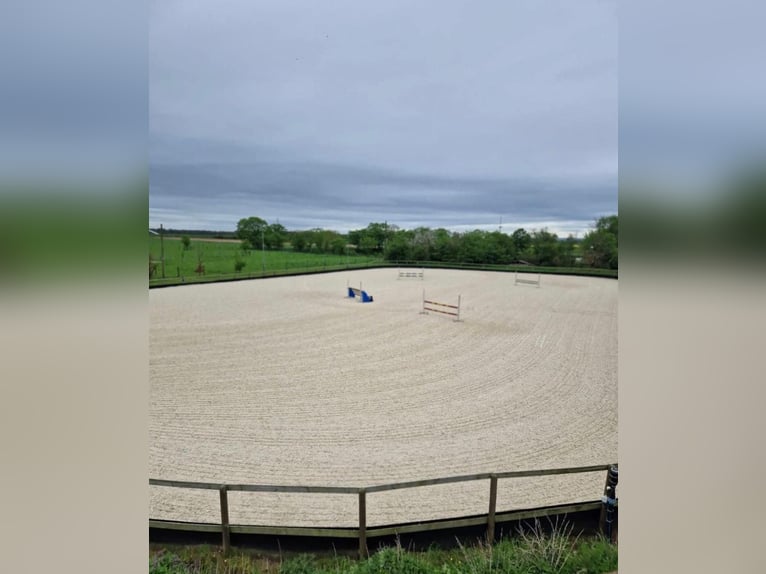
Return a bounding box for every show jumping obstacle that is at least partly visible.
[397,268,424,280]
[514,271,541,288]
[420,289,461,321]
[346,281,373,303]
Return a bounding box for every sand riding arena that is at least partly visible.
[150,268,617,529]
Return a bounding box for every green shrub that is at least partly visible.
[149,531,616,574]
[280,553,320,574]
[563,536,617,574]
[150,547,264,574]
[150,550,189,574]
[450,538,519,574]
[353,546,435,574]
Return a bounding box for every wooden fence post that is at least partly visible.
[487,474,498,543]
[219,486,231,555]
[358,489,367,559]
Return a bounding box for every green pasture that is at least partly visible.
[148,236,617,287]
[149,236,382,284]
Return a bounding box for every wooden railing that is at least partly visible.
[150,463,618,557]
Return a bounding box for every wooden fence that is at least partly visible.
[150,463,617,557]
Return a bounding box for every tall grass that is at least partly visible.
[149,521,617,574]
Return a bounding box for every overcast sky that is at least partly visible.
[149,0,617,236]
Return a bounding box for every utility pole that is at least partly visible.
[160,223,166,278]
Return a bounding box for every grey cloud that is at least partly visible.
[150,155,614,233]
[150,0,617,234]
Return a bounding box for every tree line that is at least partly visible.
[235,215,618,270]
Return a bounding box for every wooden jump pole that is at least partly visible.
[219,486,231,554]
[420,290,462,321]
[398,267,424,279]
[514,271,541,287]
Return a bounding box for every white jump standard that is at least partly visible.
[397,267,424,280]
[420,289,461,321]
[514,271,541,288]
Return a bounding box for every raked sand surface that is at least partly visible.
[150,269,617,527]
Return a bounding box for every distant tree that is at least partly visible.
[347,229,362,248]
[330,237,347,255]
[456,230,487,263]
[350,222,394,254]
[290,231,308,252]
[264,223,287,250]
[581,215,618,269]
[366,222,390,251]
[236,216,268,249]
[595,214,618,237]
[181,235,191,250]
[529,228,560,265]
[431,228,455,262]
[555,235,577,267]
[358,235,378,254]
[384,232,411,261]
[511,228,532,254]
[316,229,342,253]
[482,231,514,264]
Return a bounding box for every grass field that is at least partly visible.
[148,236,616,287]
[149,236,383,283]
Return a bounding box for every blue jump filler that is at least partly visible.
[346,282,373,303]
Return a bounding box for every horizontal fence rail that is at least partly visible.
[149,479,360,494]
[514,271,541,287]
[149,260,617,288]
[150,463,618,557]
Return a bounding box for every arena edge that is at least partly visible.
[148,261,617,288]
[149,463,618,559]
